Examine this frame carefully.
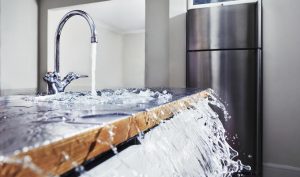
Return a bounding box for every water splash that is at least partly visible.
[84,90,251,177]
[91,43,97,96]
[25,89,172,106]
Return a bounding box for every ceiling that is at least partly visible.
[51,0,145,34]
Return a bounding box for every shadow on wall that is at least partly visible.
[169,13,186,88]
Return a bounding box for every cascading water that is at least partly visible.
[83,89,251,177]
[91,43,97,96]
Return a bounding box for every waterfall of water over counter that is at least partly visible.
[81,89,251,177]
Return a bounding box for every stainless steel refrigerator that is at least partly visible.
[186,1,262,176]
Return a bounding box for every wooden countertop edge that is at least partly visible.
[0,90,209,177]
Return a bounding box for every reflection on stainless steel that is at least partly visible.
[44,10,98,95]
[187,50,259,171]
[187,3,259,50]
[186,1,262,176]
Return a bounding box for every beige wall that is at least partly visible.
[0,0,38,95]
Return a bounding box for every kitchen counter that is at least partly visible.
[0,88,208,177]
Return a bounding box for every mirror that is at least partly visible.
[47,0,145,91]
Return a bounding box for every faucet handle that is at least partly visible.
[43,72,89,94]
[64,72,88,81]
[43,71,61,83]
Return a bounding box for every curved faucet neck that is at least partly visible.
[55,10,98,73]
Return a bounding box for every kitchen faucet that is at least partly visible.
[44,10,98,94]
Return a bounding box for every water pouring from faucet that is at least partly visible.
[44,10,98,95]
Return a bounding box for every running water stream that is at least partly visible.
[91,43,97,95]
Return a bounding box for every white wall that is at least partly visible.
[145,0,170,87]
[95,23,124,89]
[145,0,187,88]
[123,33,145,88]
[263,0,300,176]
[169,0,187,88]
[0,0,38,95]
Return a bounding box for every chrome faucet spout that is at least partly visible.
[55,10,98,73]
[44,10,98,95]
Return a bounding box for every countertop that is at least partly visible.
[0,88,208,177]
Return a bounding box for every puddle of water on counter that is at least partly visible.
[25,89,172,106]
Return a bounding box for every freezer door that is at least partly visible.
[187,50,261,175]
[187,2,259,50]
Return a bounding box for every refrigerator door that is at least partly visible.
[187,2,259,50]
[187,50,261,175]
